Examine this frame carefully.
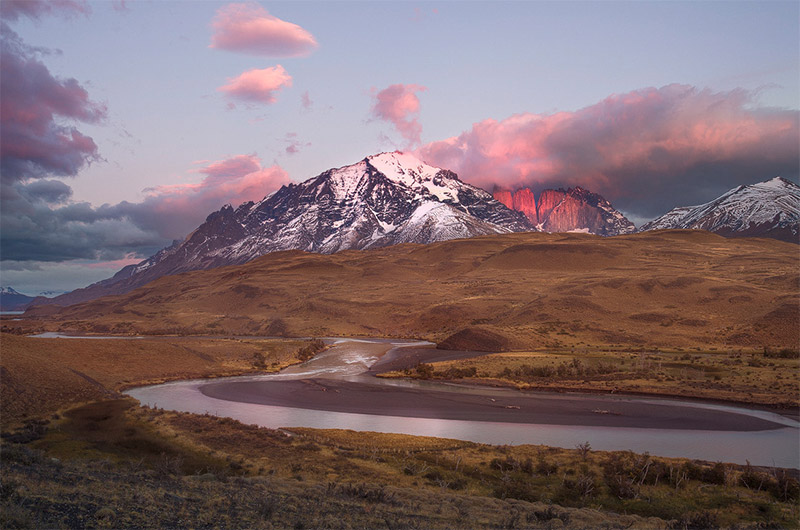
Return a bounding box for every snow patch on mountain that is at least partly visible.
[640,177,800,242]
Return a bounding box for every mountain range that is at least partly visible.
[30,152,629,308]
[25,153,799,309]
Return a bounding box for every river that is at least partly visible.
[119,337,800,469]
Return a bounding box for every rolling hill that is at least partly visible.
[27,230,799,351]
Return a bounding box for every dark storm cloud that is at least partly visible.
[18,179,73,204]
[0,25,106,183]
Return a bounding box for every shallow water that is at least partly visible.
[125,338,800,469]
[30,332,144,339]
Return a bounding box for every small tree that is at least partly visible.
[576,441,592,461]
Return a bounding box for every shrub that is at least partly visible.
[297,339,325,362]
[493,473,538,503]
[415,363,434,379]
[770,469,800,502]
[669,510,718,530]
[536,454,558,476]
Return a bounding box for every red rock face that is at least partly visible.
[540,194,604,233]
[511,187,537,223]
[536,189,566,225]
[493,186,636,236]
[493,189,514,210]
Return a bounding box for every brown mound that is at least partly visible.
[480,242,618,271]
[436,327,512,352]
[629,312,672,323]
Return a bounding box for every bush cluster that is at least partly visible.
[297,339,326,362]
[499,358,616,381]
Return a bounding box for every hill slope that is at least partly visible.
[0,287,36,311]
[29,230,799,350]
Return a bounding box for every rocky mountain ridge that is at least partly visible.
[640,177,800,242]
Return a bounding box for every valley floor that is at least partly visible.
[1,332,798,528]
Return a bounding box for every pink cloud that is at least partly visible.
[0,0,89,21]
[210,2,317,57]
[85,254,141,269]
[0,27,106,180]
[2,154,292,263]
[218,65,292,104]
[418,85,799,217]
[371,83,426,148]
[137,154,291,238]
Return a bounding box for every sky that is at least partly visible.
[1,0,798,295]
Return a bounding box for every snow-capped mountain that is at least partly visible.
[32,152,533,307]
[0,286,36,311]
[640,177,800,242]
[493,186,635,236]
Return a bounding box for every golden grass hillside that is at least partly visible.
[21,230,800,350]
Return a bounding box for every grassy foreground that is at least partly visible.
[2,398,798,529]
[382,346,800,410]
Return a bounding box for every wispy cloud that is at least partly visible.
[301,90,313,110]
[0,0,89,22]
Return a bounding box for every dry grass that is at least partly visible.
[16,230,800,351]
[382,347,800,408]
[2,400,797,529]
[0,333,318,426]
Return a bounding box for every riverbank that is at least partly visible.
[376,346,800,413]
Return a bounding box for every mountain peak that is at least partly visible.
[759,176,797,191]
[366,151,444,182]
[31,153,532,308]
[640,177,800,242]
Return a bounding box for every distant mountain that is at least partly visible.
[493,186,635,236]
[0,287,36,311]
[640,177,800,243]
[32,152,533,308]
